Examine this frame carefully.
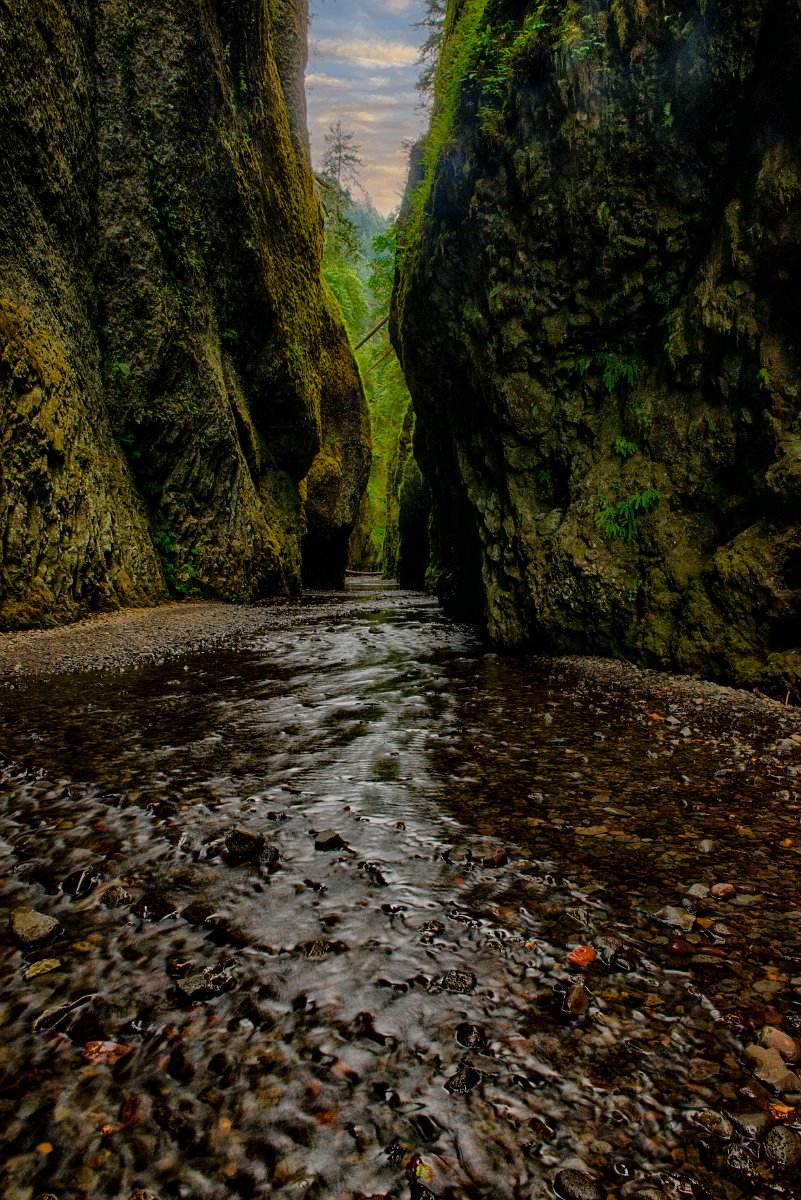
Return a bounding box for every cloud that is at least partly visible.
[313,37,419,68]
[306,0,428,213]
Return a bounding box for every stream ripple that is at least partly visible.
[1,582,800,1200]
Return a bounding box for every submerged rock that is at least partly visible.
[436,970,476,995]
[224,827,266,862]
[689,1110,734,1141]
[764,1124,801,1169]
[314,829,347,851]
[553,1168,605,1200]
[10,907,61,947]
[744,1043,801,1091]
[176,966,234,1002]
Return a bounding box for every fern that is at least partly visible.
[595,488,660,542]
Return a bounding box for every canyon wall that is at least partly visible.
[394,0,801,694]
[0,0,368,627]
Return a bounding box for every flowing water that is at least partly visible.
[1,582,801,1200]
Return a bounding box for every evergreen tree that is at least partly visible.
[320,121,364,191]
[414,0,446,100]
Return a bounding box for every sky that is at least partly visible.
[306,0,429,215]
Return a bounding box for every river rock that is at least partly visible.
[687,884,710,898]
[32,993,97,1033]
[99,883,132,907]
[620,1185,667,1200]
[711,882,736,899]
[10,907,61,947]
[689,1109,734,1140]
[759,1025,801,1062]
[61,865,105,896]
[744,1044,801,1091]
[224,827,266,862]
[129,1191,163,1200]
[25,958,62,980]
[455,1022,489,1050]
[176,966,233,1001]
[553,1168,605,1200]
[438,970,476,994]
[475,841,508,867]
[764,1124,801,1169]
[655,906,695,931]
[728,1107,774,1140]
[131,892,178,921]
[444,1063,481,1094]
[314,829,346,851]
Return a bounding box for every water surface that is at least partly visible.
[1,583,800,1200]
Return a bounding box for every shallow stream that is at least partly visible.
[1,582,801,1200]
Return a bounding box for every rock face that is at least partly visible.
[393,0,801,693]
[0,0,368,629]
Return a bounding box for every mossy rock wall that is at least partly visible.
[0,0,367,627]
[393,0,801,695]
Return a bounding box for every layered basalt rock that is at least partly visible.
[394,0,801,694]
[0,0,368,627]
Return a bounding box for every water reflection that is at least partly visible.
[1,583,800,1200]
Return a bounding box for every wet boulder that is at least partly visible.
[314,829,346,851]
[689,1110,734,1140]
[436,970,476,994]
[553,1168,605,1200]
[728,1107,774,1140]
[225,827,266,863]
[10,906,61,947]
[744,1043,801,1091]
[759,1025,800,1062]
[176,965,234,1002]
[764,1125,801,1170]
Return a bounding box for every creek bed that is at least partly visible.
[1,582,800,1200]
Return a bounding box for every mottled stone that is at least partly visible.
[764,1124,801,1169]
[10,907,61,947]
[225,827,266,862]
[553,1168,604,1200]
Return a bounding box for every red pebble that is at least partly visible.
[566,945,596,968]
[82,1041,132,1065]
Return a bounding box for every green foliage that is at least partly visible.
[152,527,177,557]
[626,575,644,604]
[614,436,638,459]
[632,403,653,433]
[757,366,772,391]
[323,261,369,336]
[152,527,199,596]
[110,361,131,380]
[597,351,640,392]
[595,487,660,543]
[320,122,364,191]
[369,225,400,307]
